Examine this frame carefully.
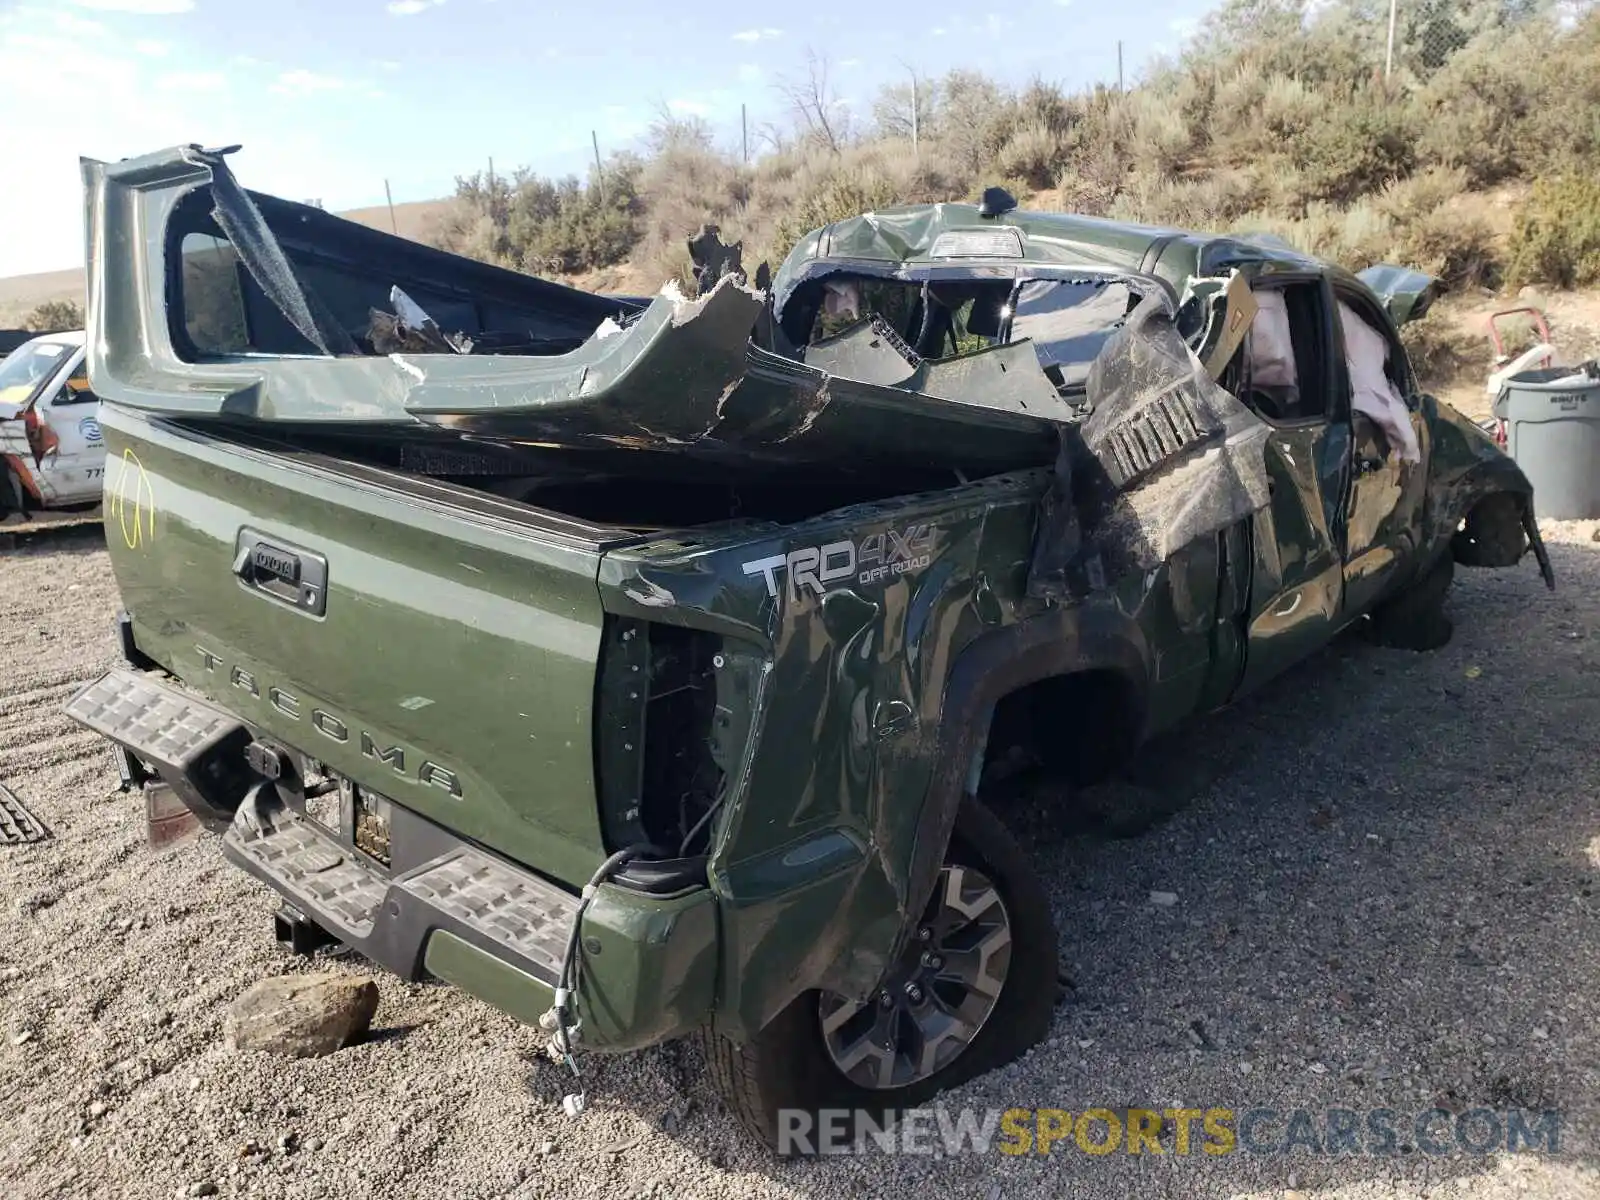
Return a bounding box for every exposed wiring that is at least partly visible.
[677,777,728,857]
[542,843,665,1119]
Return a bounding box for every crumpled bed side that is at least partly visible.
[1027,292,1273,600]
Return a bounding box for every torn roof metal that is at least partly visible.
[412,277,1065,473]
[81,145,1269,498]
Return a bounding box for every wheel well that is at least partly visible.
[1452,490,1529,569]
[982,669,1140,790]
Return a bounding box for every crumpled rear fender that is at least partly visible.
[892,594,1151,959]
[707,585,1153,1043]
[1423,395,1554,586]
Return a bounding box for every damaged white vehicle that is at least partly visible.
[0,330,107,520]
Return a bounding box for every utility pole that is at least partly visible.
[896,59,920,159]
[742,103,749,164]
[911,71,919,159]
[1117,41,1124,94]
[592,131,606,204]
[383,179,398,234]
[1384,0,1399,80]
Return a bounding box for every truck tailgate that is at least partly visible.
[100,401,617,887]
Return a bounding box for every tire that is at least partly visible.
[701,793,1060,1154]
[1367,553,1454,651]
[0,465,21,521]
[1452,493,1528,568]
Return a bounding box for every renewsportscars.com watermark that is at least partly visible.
[777,1106,1564,1158]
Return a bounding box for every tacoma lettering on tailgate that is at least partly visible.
[195,647,465,797]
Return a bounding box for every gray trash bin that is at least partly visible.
[1493,362,1600,519]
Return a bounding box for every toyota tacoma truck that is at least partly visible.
[66,146,1551,1150]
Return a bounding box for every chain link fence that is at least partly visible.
[1385,0,1599,82]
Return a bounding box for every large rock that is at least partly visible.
[224,974,379,1058]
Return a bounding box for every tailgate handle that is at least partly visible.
[233,528,328,617]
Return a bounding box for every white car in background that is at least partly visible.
[0,330,106,521]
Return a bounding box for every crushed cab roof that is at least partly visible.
[771,201,1328,306]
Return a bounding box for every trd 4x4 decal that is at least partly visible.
[743,524,938,602]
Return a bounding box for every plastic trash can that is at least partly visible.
[1493,362,1600,519]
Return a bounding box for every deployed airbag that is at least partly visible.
[1338,301,1421,464]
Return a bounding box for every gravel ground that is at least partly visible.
[2,522,1597,1200]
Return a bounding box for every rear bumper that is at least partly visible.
[65,667,719,1052]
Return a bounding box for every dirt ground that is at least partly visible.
[2,519,1597,1200]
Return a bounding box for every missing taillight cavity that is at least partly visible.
[641,625,725,854]
[596,620,729,855]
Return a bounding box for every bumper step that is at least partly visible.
[66,667,240,768]
[228,803,388,938]
[67,665,579,985]
[225,788,577,983]
[65,667,253,829]
[399,849,574,979]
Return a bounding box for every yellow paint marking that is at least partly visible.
[106,448,155,550]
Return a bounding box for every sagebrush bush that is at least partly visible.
[1124,92,1191,177]
[1258,75,1322,148]
[1399,208,1500,290]
[1209,69,1271,152]
[1506,173,1600,288]
[1415,37,1535,186]
[1288,89,1417,207]
[1372,167,1468,223]
[1105,168,1254,232]
[633,121,749,278]
[992,121,1065,190]
[1052,146,1123,217]
[430,162,639,276]
[22,299,83,333]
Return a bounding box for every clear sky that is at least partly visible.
[0,0,1217,278]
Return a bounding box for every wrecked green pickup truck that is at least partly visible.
[67,147,1550,1150]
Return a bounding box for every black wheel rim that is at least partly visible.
[817,863,1013,1090]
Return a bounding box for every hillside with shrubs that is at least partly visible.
[426,0,1598,313]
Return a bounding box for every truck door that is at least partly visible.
[1332,284,1431,617]
[33,353,106,504]
[1230,274,1353,696]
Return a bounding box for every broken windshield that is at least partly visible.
[0,339,75,413]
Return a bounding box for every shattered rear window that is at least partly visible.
[810,279,919,342]
[1008,280,1134,386]
[806,277,1010,358]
